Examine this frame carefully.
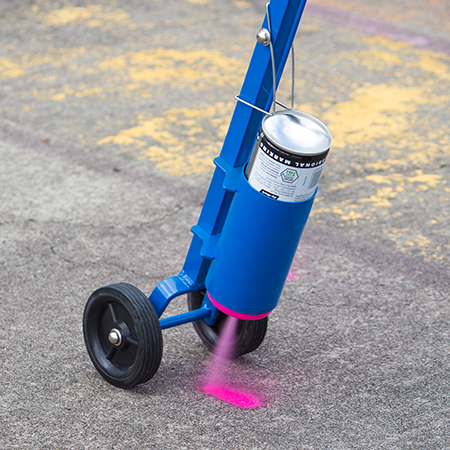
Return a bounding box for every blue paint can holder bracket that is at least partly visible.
[205,168,315,318]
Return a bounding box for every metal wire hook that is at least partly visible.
[266,2,277,114]
[235,1,296,116]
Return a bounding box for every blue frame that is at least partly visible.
[152,0,309,325]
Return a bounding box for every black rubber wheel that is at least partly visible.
[187,290,268,357]
[83,283,163,388]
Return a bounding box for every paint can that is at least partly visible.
[246,110,332,202]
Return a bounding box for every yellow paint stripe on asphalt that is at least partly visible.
[98,103,234,176]
[98,48,246,91]
[0,57,26,78]
[307,35,449,263]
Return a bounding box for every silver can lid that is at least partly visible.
[262,110,332,156]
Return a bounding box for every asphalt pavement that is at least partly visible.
[1,0,449,448]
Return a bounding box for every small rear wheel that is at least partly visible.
[83,283,163,388]
[187,290,268,357]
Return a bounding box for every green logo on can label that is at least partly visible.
[280,169,299,183]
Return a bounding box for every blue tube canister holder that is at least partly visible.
[205,169,316,320]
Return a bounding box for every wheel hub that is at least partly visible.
[108,328,123,346]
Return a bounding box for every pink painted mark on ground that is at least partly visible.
[202,316,264,409]
[203,385,262,409]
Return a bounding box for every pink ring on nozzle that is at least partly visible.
[207,292,272,321]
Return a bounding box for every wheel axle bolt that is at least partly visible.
[108,328,122,346]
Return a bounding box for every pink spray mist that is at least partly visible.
[202,316,263,409]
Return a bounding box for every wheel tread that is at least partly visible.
[83,283,163,389]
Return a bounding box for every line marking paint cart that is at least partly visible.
[83,0,332,389]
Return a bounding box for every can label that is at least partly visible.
[247,131,329,202]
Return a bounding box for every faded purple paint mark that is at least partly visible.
[305,2,450,55]
[286,269,298,281]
